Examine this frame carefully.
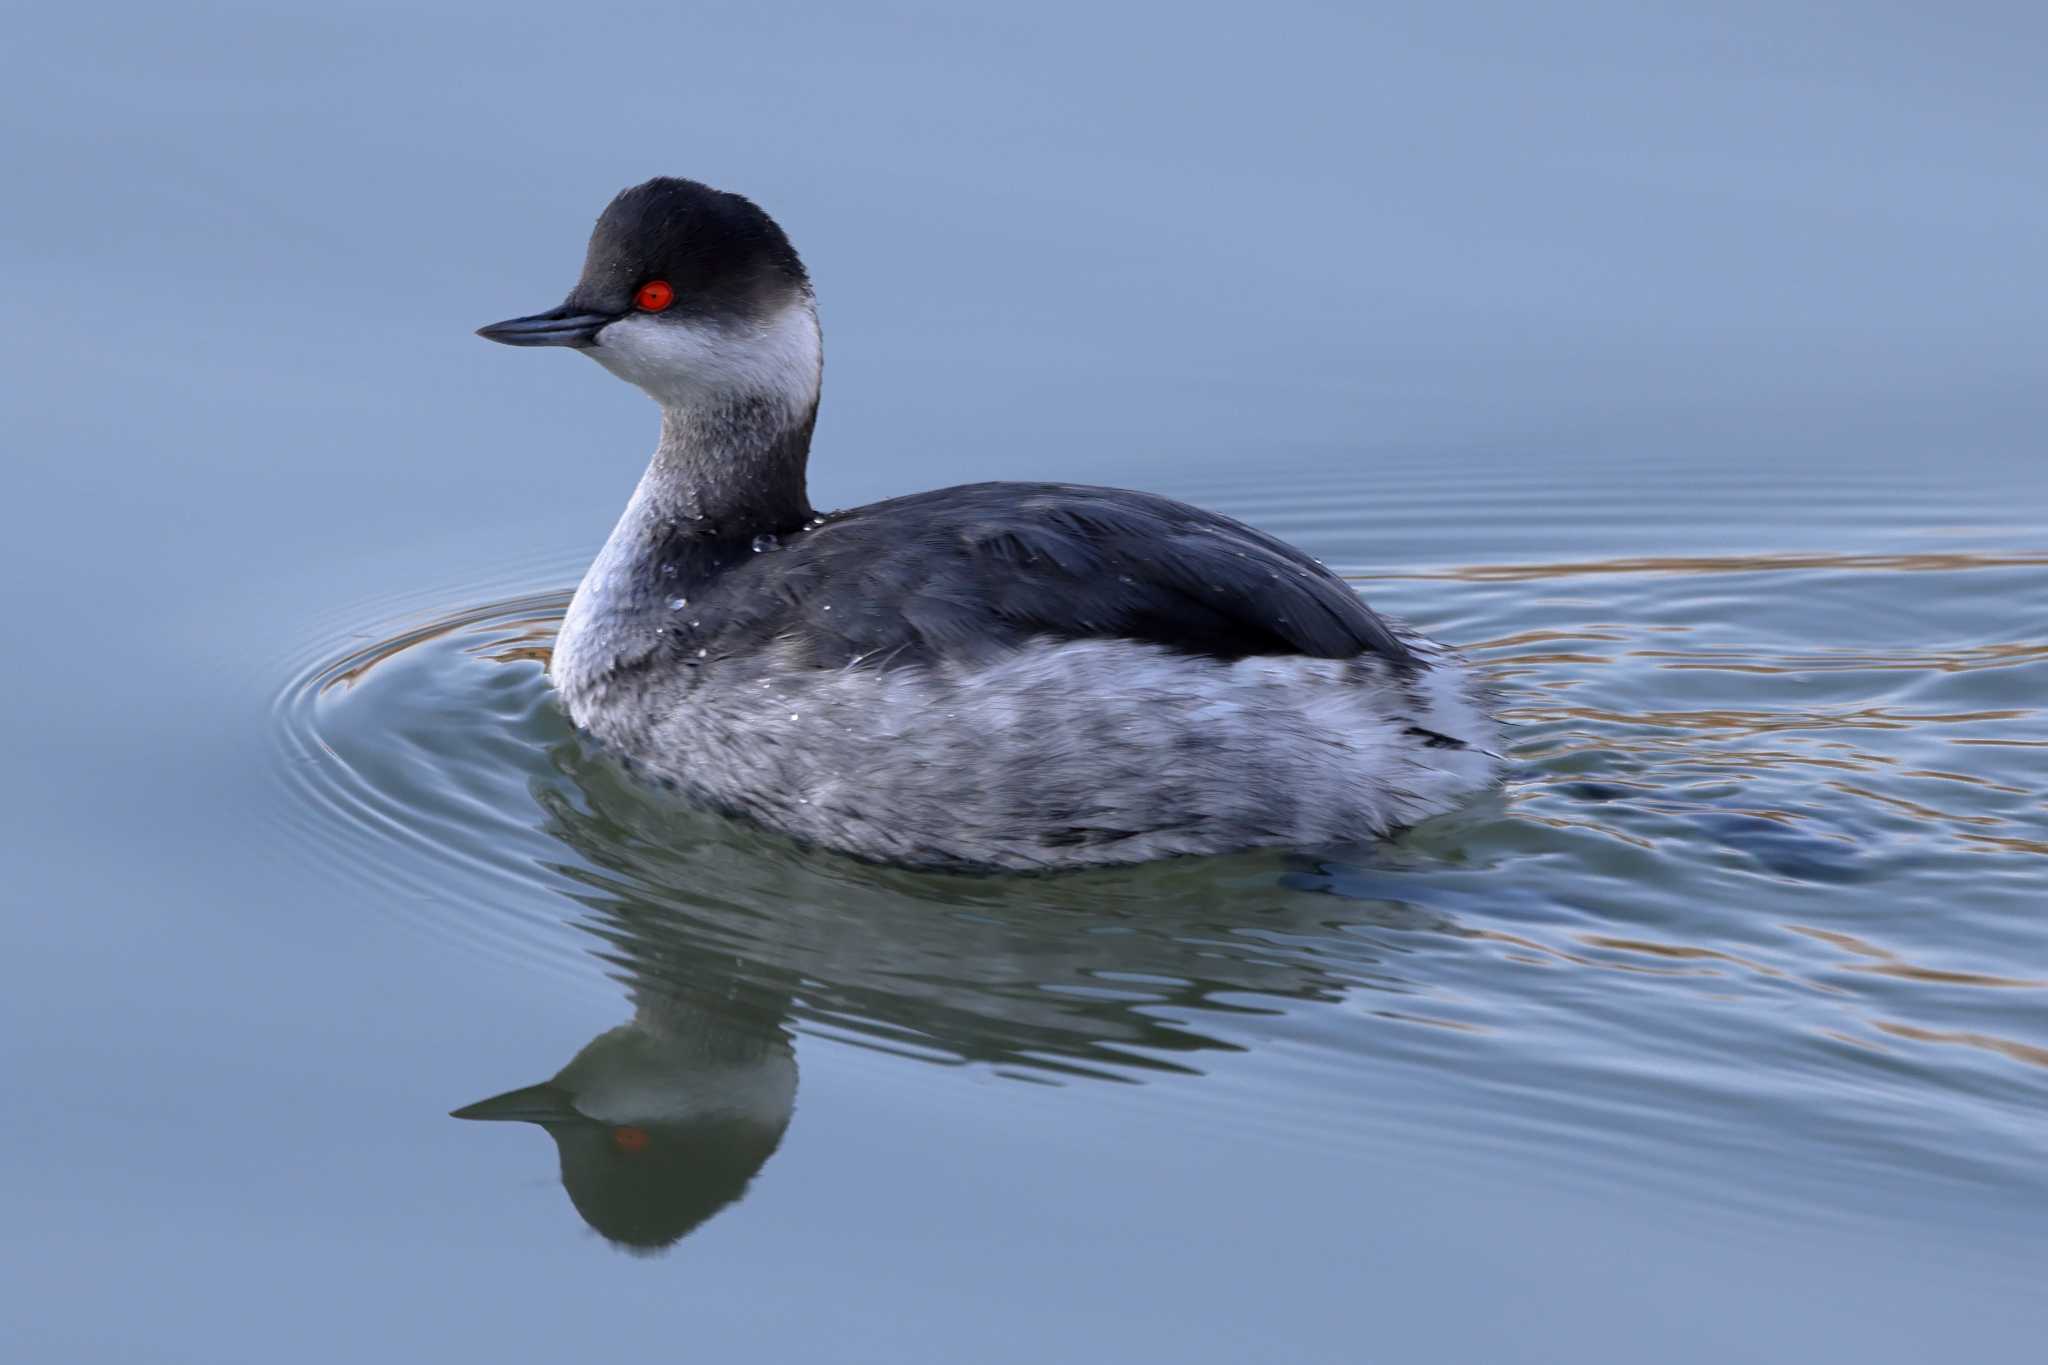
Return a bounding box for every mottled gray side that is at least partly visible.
[560,624,1504,871]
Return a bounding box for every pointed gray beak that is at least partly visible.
[451,1080,582,1124]
[476,305,614,348]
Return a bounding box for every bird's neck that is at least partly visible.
[643,397,817,536]
[551,393,817,713]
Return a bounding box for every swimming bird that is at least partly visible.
[478,177,1502,870]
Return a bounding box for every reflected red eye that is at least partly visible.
[634,280,675,312]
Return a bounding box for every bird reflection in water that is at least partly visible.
[452,737,1459,1253]
[453,979,795,1253]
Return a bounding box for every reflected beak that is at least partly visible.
[451,1080,582,1124]
[476,305,614,348]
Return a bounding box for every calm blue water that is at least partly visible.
[6,5,2047,1361]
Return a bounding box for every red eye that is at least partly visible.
[611,1125,650,1153]
[635,280,674,312]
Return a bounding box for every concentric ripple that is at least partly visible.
[271,544,2048,1217]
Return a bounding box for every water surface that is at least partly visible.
[6,4,2048,1361]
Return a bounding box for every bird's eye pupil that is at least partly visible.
[635,280,675,312]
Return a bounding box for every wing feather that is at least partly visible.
[708,482,1414,670]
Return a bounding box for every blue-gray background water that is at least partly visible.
[5,4,2046,1361]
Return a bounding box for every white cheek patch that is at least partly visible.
[588,301,821,417]
[571,1054,798,1127]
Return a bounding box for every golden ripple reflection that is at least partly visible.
[1869,1021,2048,1070]
[1362,549,2048,583]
